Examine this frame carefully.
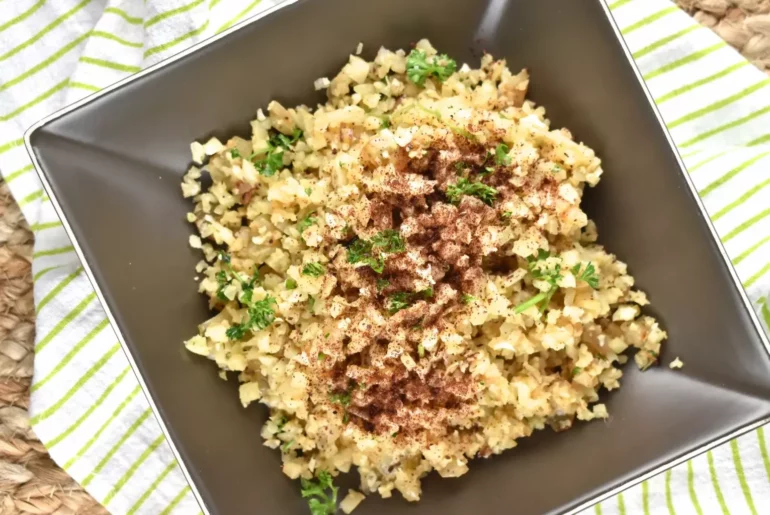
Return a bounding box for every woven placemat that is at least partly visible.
[0,1,768,513]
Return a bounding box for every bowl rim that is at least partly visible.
[22,1,770,513]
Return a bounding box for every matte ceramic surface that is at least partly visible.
[26,0,770,513]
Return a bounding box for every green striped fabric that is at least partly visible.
[0,1,281,513]
[1,0,769,513]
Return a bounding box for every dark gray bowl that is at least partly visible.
[25,0,770,514]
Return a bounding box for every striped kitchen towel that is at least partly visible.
[0,0,769,513]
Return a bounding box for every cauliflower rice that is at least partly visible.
[182,40,667,507]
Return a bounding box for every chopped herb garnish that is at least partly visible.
[297,213,317,234]
[380,116,391,129]
[347,229,405,273]
[417,342,425,358]
[329,390,352,407]
[305,187,313,196]
[226,296,277,340]
[324,333,330,339]
[276,416,288,432]
[249,129,303,177]
[376,278,390,292]
[371,229,406,253]
[215,252,258,302]
[461,294,476,304]
[572,367,582,376]
[552,165,562,173]
[308,296,316,312]
[387,292,413,315]
[571,262,600,289]
[420,287,434,298]
[285,278,298,290]
[392,431,399,438]
[215,270,229,301]
[406,49,457,86]
[318,351,326,361]
[229,148,241,158]
[501,211,513,221]
[446,178,498,206]
[300,471,338,515]
[302,262,326,277]
[494,143,512,166]
[281,439,294,452]
[513,250,562,314]
[454,161,468,172]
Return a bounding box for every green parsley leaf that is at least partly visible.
[276,416,288,432]
[417,342,425,358]
[461,294,476,304]
[514,250,563,314]
[281,439,294,452]
[318,351,326,361]
[300,471,338,515]
[380,116,391,129]
[500,211,513,221]
[376,278,390,292]
[226,296,277,340]
[249,129,303,177]
[285,278,298,290]
[229,148,241,158]
[308,296,316,312]
[302,262,326,277]
[454,161,468,172]
[305,187,313,196]
[494,143,512,166]
[371,229,406,253]
[387,292,413,315]
[329,390,351,407]
[297,213,317,234]
[406,49,457,86]
[347,229,405,273]
[420,287,433,298]
[215,270,229,301]
[445,178,498,206]
[572,367,582,376]
[571,262,599,289]
[552,165,562,173]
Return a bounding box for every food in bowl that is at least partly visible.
[181,39,666,513]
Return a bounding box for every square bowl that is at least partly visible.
[25,0,770,513]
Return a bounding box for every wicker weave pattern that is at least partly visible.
[0,1,767,513]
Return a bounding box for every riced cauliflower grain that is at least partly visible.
[182,40,667,507]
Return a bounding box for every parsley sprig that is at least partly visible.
[215,252,259,302]
[226,295,277,340]
[494,143,512,166]
[302,262,326,277]
[300,471,338,515]
[297,212,317,234]
[386,292,412,315]
[572,262,600,289]
[249,129,302,177]
[386,288,433,315]
[513,250,562,314]
[446,178,498,206]
[347,229,405,273]
[405,49,457,86]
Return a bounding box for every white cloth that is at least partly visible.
[0,0,769,514]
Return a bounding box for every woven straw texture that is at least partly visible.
[0,0,768,512]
